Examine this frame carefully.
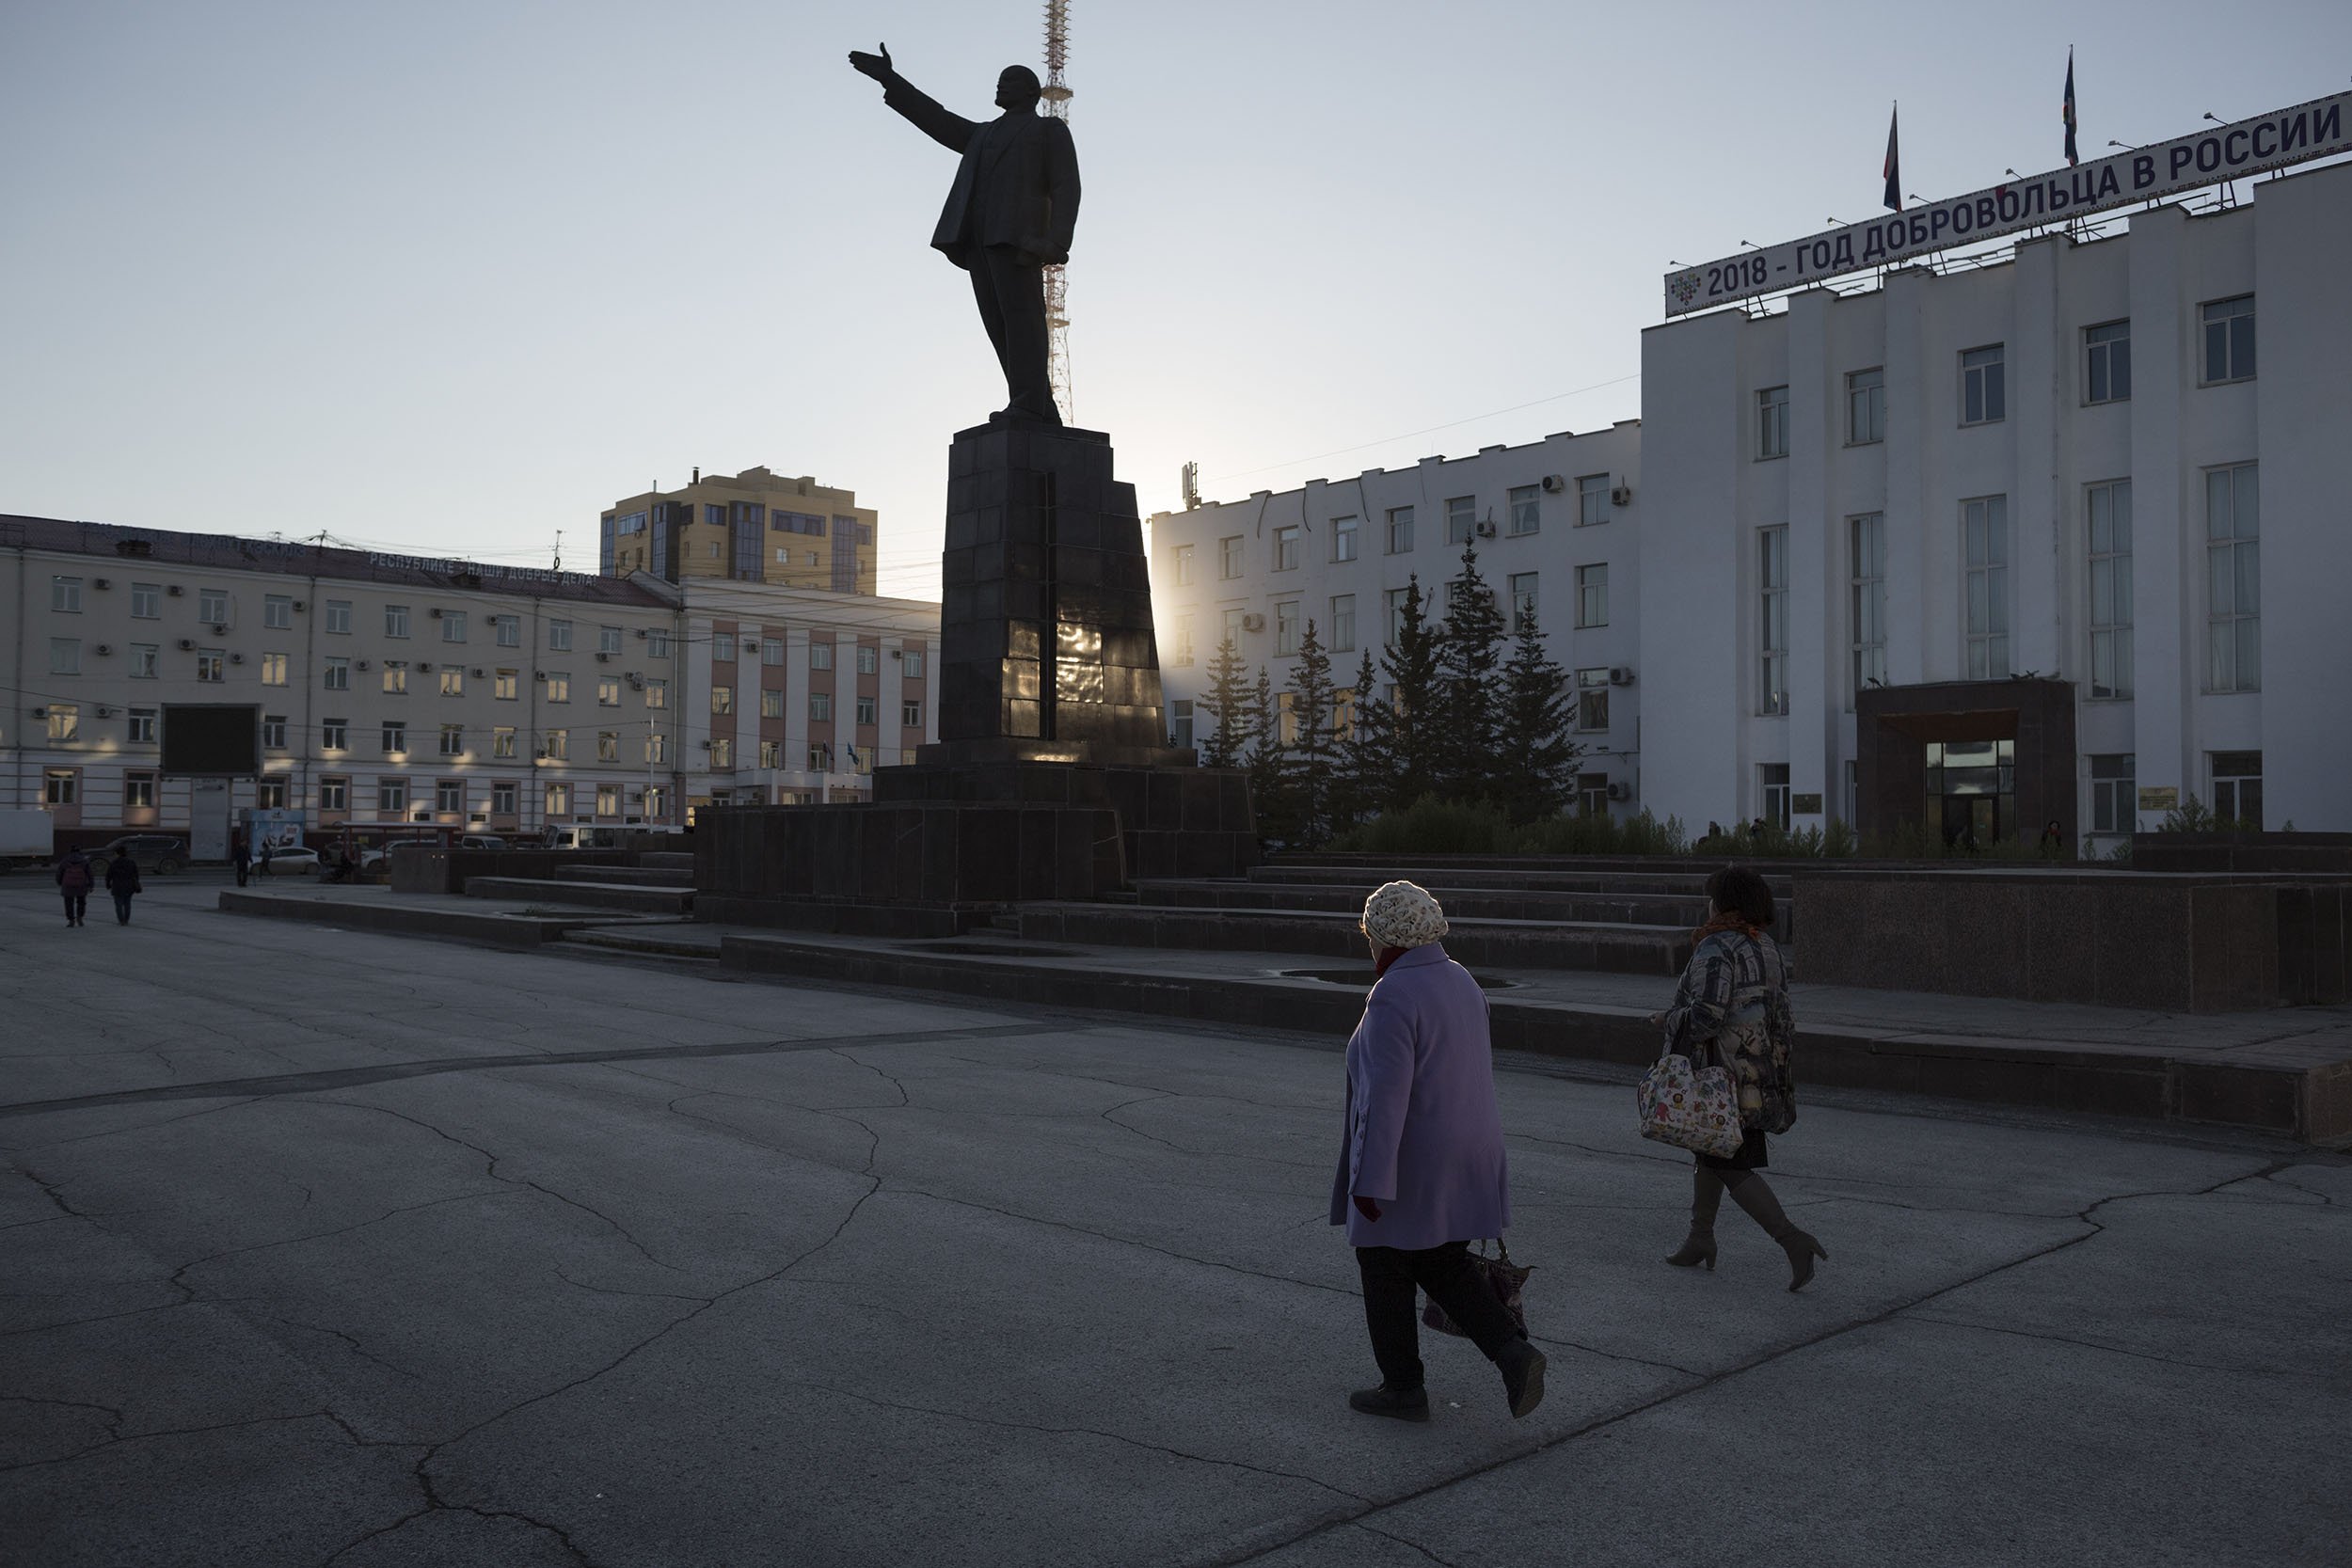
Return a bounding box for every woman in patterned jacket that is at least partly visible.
[1655,865,1825,1291]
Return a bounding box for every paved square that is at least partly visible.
[3,875,2346,1566]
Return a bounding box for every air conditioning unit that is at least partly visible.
[627,673,644,689]
[1609,666,1636,686]
[176,638,195,651]
[595,652,611,663]
[93,577,112,589]
[1475,519,1497,538]
[635,627,649,639]
[30,706,46,719]
[1606,782,1632,801]
[95,643,112,656]
[533,670,548,681]
[429,609,443,619]
[1611,484,1632,506]
[293,600,306,611]
[167,585,183,596]
[357,659,372,670]
[1241,613,1265,632]
[97,706,116,719]
[211,624,229,636]
[419,661,434,672]
[471,667,486,677]
[229,653,244,665]
[1540,475,1565,494]
[700,739,713,750]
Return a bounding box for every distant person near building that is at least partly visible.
[105,845,142,926]
[55,847,95,927]
[231,833,251,888]
[1655,866,1825,1291]
[258,842,274,879]
[1334,880,1547,1423]
[2040,819,2065,859]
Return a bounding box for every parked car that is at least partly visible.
[358,837,443,871]
[458,833,506,850]
[252,845,321,876]
[99,835,190,875]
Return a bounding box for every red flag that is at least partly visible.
[1883,104,1901,212]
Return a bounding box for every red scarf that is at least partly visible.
[1373,945,1410,979]
[1692,911,1763,946]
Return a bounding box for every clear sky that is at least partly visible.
[5,1,2345,603]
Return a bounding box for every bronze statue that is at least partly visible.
[848,44,1080,426]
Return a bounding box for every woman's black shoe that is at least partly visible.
[1347,1385,1430,1421]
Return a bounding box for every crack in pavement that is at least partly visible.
[1901,1313,2306,1379]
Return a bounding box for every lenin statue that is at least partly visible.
[848,44,1079,426]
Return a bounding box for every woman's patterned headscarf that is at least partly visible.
[1362,879,1449,950]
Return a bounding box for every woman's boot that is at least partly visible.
[1663,1167,1723,1269]
[1722,1171,1826,1291]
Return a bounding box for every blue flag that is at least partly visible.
[1883,104,1901,212]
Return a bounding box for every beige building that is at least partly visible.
[603,467,879,594]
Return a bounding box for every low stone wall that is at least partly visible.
[389,847,632,895]
[2133,832,2352,874]
[1793,868,2351,1010]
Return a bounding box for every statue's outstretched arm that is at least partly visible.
[848,43,974,154]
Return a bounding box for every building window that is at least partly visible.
[546,673,569,703]
[543,782,569,816]
[712,629,736,663]
[1847,368,1886,444]
[646,732,667,766]
[597,677,619,706]
[2210,752,2263,827]
[263,594,293,629]
[1576,563,1608,628]
[644,678,668,708]
[199,588,229,624]
[1508,573,1538,634]
[810,643,833,672]
[761,638,785,666]
[1507,484,1541,536]
[1272,599,1299,657]
[647,630,671,657]
[855,695,878,726]
[439,723,464,757]
[1576,669,1609,732]
[130,643,158,678]
[1759,526,1788,715]
[46,704,79,743]
[437,780,465,814]
[2087,480,2134,699]
[1331,688,1356,743]
[856,645,878,675]
[710,737,734,768]
[261,652,288,687]
[902,700,923,727]
[808,742,833,771]
[121,771,158,811]
[1853,512,1891,695]
[2090,753,2136,835]
[432,610,463,643]
[1577,475,1610,528]
[1759,764,1791,830]
[810,691,833,722]
[128,708,157,744]
[596,784,621,817]
[494,669,517,700]
[1441,496,1475,547]
[262,714,287,750]
[760,689,785,720]
[320,777,348,812]
[643,785,663,817]
[596,730,620,763]
[1171,697,1194,750]
[1961,344,2006,425]
[540,619,569,653]
[384,605,410,638]
[2206,463,2259,692]
[494,726,516,759]
[378,779,408,814]
[1276,690,1297,747]
[1329,594,1356,653]
[1273,524,1300,572]
[711,685,733,715]
[1757,386,1789,459]
[382,720,408,755]
[1385,588,1410,646]
[492,780,517,816]
[45,769,77,805]
[382,661,408,695]
[439,668,465,697]
[1330,516,1359,562]
[1172,544,1195,585]
[325,657,350,690]
[197,649,226,683]
[902,650,924,678]
[1387,507,1415,555]
[597,626,622,656]
[544,729,568,761]
[1219,536,1243,578]
[1223,606,1247,651]
[1172,613,1195,662]
[495,615,520,647]
[322,719,347,752]
[50,638,80,675]
[2201,295,2255,384]
[131,582,161,619]
[1963,495,2010,680]
[325,600,352,634]
[2085,321,2131,404]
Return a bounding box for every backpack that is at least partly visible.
[59,859,93,893]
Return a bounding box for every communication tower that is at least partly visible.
[1041,0,1074,422]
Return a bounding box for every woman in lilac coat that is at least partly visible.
[1332,881,1545,1422]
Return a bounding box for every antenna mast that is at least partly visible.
[1041,0,1074,423]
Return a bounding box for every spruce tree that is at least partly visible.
[1494,603,1583,823]
[1376,576,1445,807]
[1245,664,1289,842]
[1435,543,1508,802]
[1280,620,1340,847]
[1334,648,1391,832]
[1198,635,1249,768]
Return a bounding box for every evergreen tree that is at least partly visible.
[1334,648,1391,831]
[1435,543,1509,802]
[1376,576,1445,806]
[1245,664,1289,842]
[1494,603,1583,823]
[1280,620,1341,847]
[1198,635,1249,768]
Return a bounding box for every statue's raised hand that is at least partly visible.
[848,42,893,82]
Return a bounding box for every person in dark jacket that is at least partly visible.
[104,845,143,925]
[231,832,251,887]
[55,848,96,927]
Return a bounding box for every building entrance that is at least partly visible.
[1926,739,2013,850]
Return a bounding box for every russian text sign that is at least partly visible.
[1664,92,2351,317]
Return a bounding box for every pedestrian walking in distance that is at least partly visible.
[1657,865,1826,1290]
[1334,880,1546,1421]
[231,832,251,888]
[104,844,143,926]
[55,847,95,927]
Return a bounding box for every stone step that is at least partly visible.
[564,927,723,961]
[1130,877,1790,942]
[1018,902,1691,975]
[639,851,697,870]
[462,877,693,915]
[1248,863,1794,897]
[553,863,694,888]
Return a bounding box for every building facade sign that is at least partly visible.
[1663,92,2351,317]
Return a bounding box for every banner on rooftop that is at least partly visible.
[1663,90,2351,318]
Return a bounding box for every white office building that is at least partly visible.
[1146,425,1645,813]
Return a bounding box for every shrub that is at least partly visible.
[1332,795,1512,854]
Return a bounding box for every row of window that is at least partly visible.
[709,639,921,676]
[1170,480,1616,587]
[1169,565,1608,664]
[42,581,673,656]
[39,767,662,819]
[1747,752,2264,836]
[1756,297,2256,457]
[712,688,921,726]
